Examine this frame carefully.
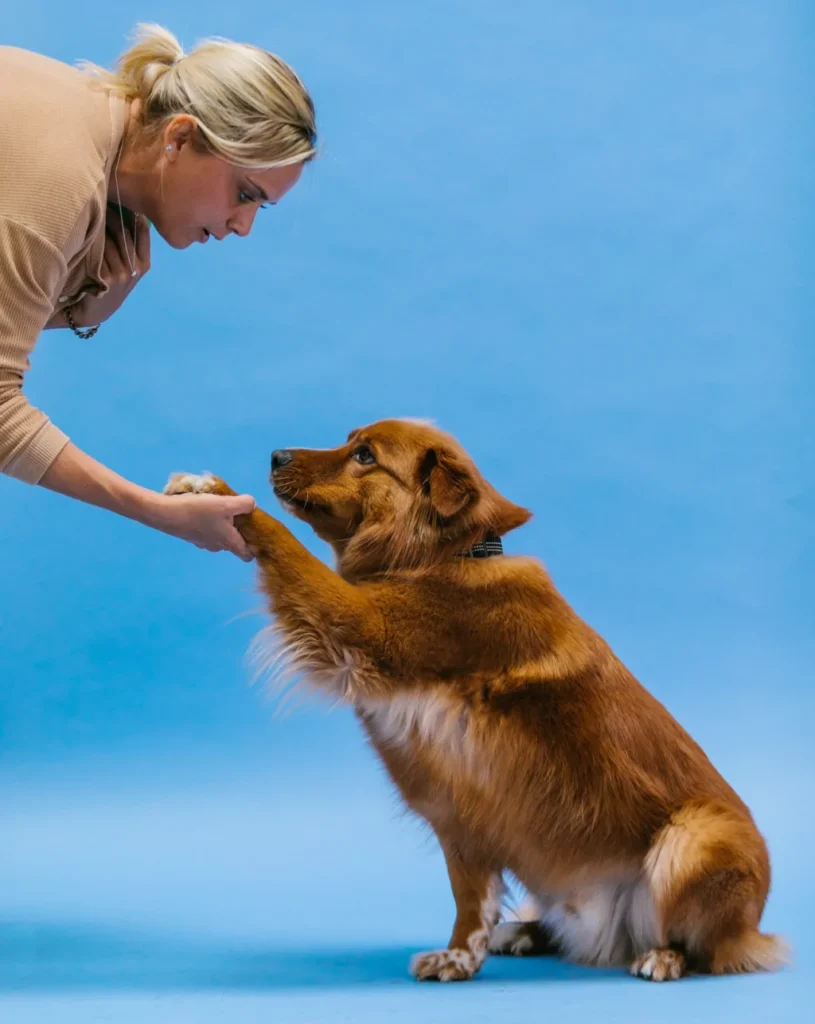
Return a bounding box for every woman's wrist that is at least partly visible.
[130,487,174,530]
[43,309,69,330]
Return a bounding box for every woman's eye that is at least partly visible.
[239,190,268,208]
[351,445,376,465]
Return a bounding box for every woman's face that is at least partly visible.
[147,120,304,250]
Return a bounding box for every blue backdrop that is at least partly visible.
[1,3,811,1021]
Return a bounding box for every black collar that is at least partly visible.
[458,533,503,559]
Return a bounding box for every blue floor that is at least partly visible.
[0,941,809,1024]
[0,757,810,1023]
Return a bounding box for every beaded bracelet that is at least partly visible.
[64,304,100,339]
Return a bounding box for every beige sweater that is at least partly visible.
[0,46,125,484]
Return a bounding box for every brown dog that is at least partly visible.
[164,418,787,983]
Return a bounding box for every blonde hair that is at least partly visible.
[80,23,316,169]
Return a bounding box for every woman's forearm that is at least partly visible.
[39,441,164,525]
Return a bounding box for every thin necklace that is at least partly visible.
[113,138,138,278]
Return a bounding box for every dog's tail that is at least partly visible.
[712,930,791,974]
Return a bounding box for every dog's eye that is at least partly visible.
[351,445,376,465]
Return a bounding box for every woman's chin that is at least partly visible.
[152,223,196,250]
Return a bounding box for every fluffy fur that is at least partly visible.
[164,419,788,983]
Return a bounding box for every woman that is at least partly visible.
[0,24,316,559]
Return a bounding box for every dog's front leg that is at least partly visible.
[411,844,503,982]
[164,472,386,698]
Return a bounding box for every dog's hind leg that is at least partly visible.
[632,800,789,981]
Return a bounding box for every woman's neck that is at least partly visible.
[107,100,155,214]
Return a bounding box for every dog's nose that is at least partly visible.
[271,449,294,472]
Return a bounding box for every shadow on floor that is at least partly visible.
[0,919,623,992]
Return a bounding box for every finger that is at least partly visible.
[225,525,252,560]
[101,250,124,282]
[232,538,252,560]
[105,218,128,265]
[226,494,256,515]
[103,231,126,274]
[194,539,220,553]
[135,214,151,266]
[107,214,141,278]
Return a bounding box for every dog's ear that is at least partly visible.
[419,448,477,519]
[419,447,532,534]
[485,495,532,536]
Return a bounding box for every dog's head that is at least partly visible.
[270,419,531,578]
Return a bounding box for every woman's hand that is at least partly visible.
[147,492,257,561]
[70,211,151,327]
[40,443,256,561]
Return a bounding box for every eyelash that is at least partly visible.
[239,190,268,209]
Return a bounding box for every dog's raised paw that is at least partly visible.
[163,472,218,496]
[410,948,478,982]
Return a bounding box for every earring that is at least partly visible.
[166,145,173,151]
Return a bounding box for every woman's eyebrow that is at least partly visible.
[246,177,274,204]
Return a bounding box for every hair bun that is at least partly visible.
[117,23,185,96]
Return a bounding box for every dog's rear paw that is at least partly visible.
[410,948,479,982]
[163,472,218,496]
[630,948,686,982]
[489,920,554,957]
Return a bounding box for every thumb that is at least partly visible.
[225,493,256,515]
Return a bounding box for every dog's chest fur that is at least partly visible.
[354,685,508,848]
[356,689,472,760]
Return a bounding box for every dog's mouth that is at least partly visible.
[273,486,327,515]
[273,485,305,508]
